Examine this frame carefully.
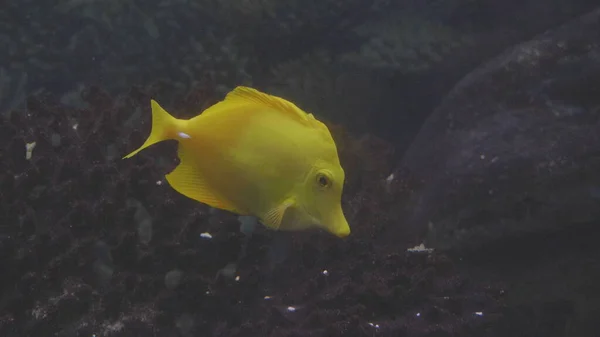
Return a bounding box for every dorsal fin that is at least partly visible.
[223,86,310,123]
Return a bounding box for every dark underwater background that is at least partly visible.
[2,0,600,336]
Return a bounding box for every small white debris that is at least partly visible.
[480,154,485,159]
[322,270,329,276]
[178,132,191,139]
[264,296,272,300]
[384,172,396,193]
[156,180,163,185]
[205,290,211,295]
[286,306,296,312]
[72,123,78,130]
[474,311,483,316]
[200,232,212,239]
[407,243,434,253]
[416,312,421,317]
[368,322,380,328]
[235,275,240,282]
[25,142,36,160]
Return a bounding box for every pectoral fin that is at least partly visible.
[262,198,295,230]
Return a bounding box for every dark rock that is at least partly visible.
[392,7,600,336]
[398,6,600,253]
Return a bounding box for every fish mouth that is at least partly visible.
[325,208,350,238]
[332,223,350,238]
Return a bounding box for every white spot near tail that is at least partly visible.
[178,132,191,139]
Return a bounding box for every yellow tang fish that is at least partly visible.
[123,86,350,238]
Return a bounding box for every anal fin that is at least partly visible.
[165,145,241,214]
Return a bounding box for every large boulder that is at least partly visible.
[397,7,600,253]
[389,8,600,336]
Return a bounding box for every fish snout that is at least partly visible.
[326,210,350,238]
[333,223,351,238]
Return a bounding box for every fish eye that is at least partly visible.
[316,172,331,188]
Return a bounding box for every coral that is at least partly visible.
[339,9,474,73]
[4,0,253,104]
[0,87,503,336]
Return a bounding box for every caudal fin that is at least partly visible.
[123,99,179,159]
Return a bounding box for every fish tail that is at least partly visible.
[123,99,180,159]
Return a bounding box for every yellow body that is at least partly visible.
[123,86,350,237]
